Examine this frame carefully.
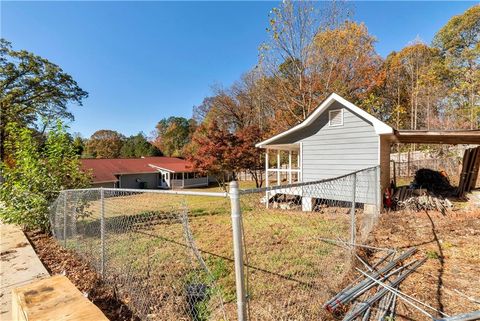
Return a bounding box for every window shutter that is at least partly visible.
[329,109,343,126]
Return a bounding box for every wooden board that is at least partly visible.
[11,275,108,321]
[458,148,472,197]
[468,147,480,191]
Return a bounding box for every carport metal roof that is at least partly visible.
[392,130,480,145]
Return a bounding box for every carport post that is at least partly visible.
[350,173,357,246]
[229,181,247,321]
[376,166,381,214]
[100,188,105,277]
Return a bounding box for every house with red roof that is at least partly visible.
[80,157,208,189]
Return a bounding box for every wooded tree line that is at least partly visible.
[75,116,196,159]
[189,2,479,138]
[1,2,478,184]
[178,2,478,187]
[66,2,480,186]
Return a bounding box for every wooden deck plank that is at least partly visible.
[11,275,108,321]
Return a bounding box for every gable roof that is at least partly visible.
[80,157,195,183]
[256,93,394,148]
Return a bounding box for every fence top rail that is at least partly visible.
[239,165,379,195]
[60,187,229,198]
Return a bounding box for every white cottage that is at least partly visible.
[256,93,394,211]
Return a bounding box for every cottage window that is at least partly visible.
[329,109,343,126]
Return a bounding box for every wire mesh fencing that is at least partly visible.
[391,156,462,184]
[237,166,380,320]
[50,188,234,321]
[49,166,380,321]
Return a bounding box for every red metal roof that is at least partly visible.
[80,157,195,183]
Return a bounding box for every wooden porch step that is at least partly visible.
[11,275,108,321]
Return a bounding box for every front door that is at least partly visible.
[159,172,169,188]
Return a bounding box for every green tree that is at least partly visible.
[72,134,85,156]
[85,129,125,158]
[0,121,90,230]
[120,132,161,158]
[0,39,88,161]
[433,4,480,129]
[153,117,195,157]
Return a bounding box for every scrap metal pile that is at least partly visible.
[393,186,453,213]
[324,247,424,321]
[322,241,480,321]
[392,169,456,213]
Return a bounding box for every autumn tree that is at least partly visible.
[193,70,273,133]
[309,21,383,107]
[85,129,125,158]
[186,121,238,190]
[235,125,264,188]
[0,39,88,161]
[258,0,324,129]
[153,117,195,157]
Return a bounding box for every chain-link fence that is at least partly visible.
[49,166,380,321]
[50,189,233,320]
[391,156,462,184]
[237,166,379,320]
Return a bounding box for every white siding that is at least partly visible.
[269,101,380,204]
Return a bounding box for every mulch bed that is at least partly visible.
[26,230,140,321]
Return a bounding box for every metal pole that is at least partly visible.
[351,173,357,246]
[376,165,381,214]
[100,188,105,277]
[265,150,269,209]
[63,191,68,247]
[229,181,247,321]
[436,311,480,321]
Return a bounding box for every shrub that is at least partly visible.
[0,122,90,230]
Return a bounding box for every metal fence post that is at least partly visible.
[350,173,357,246]
[229,181,247,321]
[100,188,105,277]
[376,165,381,214]
[63,191,68,247]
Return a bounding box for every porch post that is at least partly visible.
[277,150,281,185]
[265,150,269,188]
[182,172,185,188]
[265,149,269,209]
[288,150,292,184]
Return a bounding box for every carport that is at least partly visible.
[388,130,480,197]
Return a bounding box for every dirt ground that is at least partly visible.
[26,231,139,321]
[367,208,480,320]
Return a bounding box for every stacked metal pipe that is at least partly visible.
[323,247,417,312]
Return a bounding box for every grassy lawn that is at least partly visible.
[68,184,352,320]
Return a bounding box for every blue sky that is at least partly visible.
[1,1,476,137]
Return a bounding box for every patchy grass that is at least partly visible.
[67,184,354,320]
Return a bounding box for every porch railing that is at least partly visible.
[171,177,209,188]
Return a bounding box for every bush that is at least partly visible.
[0,122,90,230]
